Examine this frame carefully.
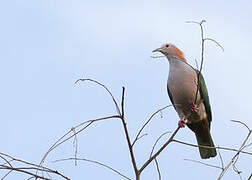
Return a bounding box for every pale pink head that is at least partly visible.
[153,43,186,62]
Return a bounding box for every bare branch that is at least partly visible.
[39,115,120,167]
[119,87,139,179]
[139,126,180,173]
[0,166,51,180]
[248,173,252,180]
[218,122,252,179]
[231,120,251,131]
[132,105,172,147]
[186,20,206,25]
[150,55,166,59]
[187,20,224,105]
[1,169,13,180]
[217,146,224,169]
[0,153,69,180]
[172,139,252,156]
[204,38,224,52]
[149,132,170,180]
[154,158,161,180]
[72,127,78,166]
[53,158,132,180]
[150,131,171,158]
[184,159,223,170]
[75,78,121,116]
[194,59,199,70]
[134,133,148,143]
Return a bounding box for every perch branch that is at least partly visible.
[172,139,252,156]
[186,20,224,104]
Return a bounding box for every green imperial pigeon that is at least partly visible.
[153,43,217,159]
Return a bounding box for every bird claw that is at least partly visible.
[191,103,199,112]
[178,120,187,128]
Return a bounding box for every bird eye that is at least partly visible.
[165,44,169,48]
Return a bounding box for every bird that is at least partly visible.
[152,43,217,159]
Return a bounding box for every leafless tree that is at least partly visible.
[1,20,251,180]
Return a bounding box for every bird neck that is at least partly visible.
[168,57,187,65]
[167,55,186,63]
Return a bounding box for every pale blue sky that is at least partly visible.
[0,0,252,179]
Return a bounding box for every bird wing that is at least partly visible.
[198,71,212,128]
[167,84,176,110]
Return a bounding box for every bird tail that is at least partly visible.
[188,119,217,159]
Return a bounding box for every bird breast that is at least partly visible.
[168,59,199,116]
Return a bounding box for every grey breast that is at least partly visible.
[168,58,199,119]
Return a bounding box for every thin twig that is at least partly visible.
[150,55,166,59]
[120,87,139,179]
[188,19,206,104]
[132,105,172,147]
[248,173,252,180]
[172,139,252,156]
[139,126,180,173]
[53,158,132,180]
[154,158,161,180]
[150,132,171,158]
[231,120,251,131]
[204,38,224,52]
[0,166,51,180]
[134,133,148,143]
[186,20,224,105]
[149,132,170,180]
[72,128,78,166]
[75,78,121,116]
[0,153,70,180]
[1,170,13,180]
[39,115,120,166]
[218,146,224,169]
[184,159,223,170]
[218,120,252,180]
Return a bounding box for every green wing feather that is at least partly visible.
[198,72,212,128]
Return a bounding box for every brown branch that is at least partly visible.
[39,115,120,166]
[149,132,170,180]
[53,158,132,180]
[218,121,252,179]
[150,55,166,59]
[120,87,139,179]
[204,38,224,52]
[150,131,171,158]
[133,133,148,143]
[132,105,172,147]
[217,146,224,169]
[184,159,223,170]
[139,126,180,173]
[187,20,206,104]
[2,169,13,180]
[248,173,252,180]
[154,158,161,180]
[72,128,78,166]
[75,78,121,115]
[0,166,51,180]
[0,153,69,180]
[186,20,224,105]
[172,139,252,156]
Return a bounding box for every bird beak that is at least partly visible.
[152,47,162,53]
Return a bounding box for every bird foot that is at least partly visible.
[178,119,187,128]
[191,103,199,112]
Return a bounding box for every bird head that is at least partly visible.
[152,43,186,62]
